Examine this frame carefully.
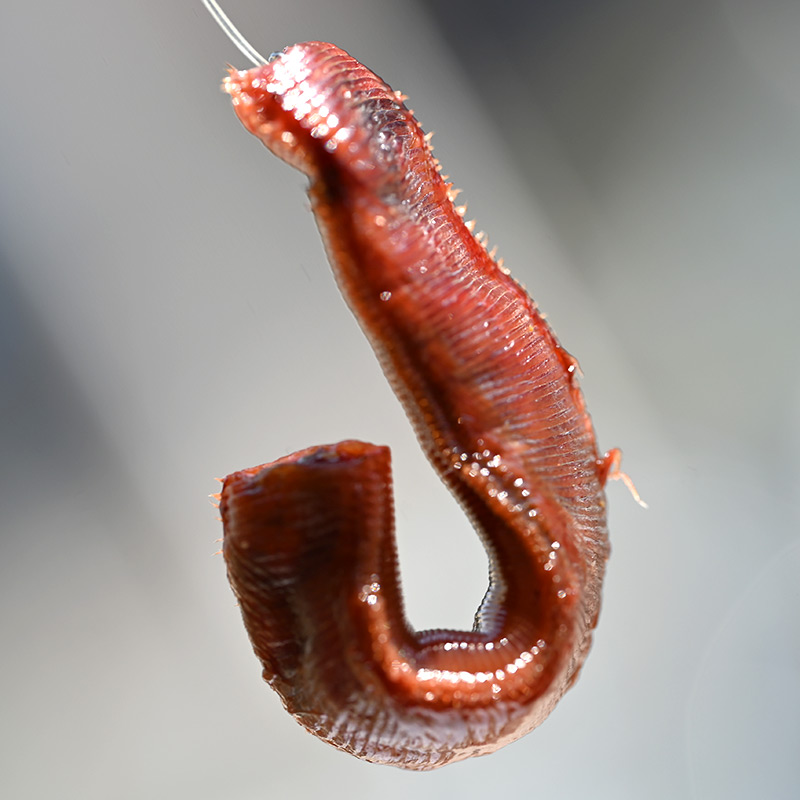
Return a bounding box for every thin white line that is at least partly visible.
[201,0,268,67]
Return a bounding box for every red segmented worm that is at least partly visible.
[206,1,623,770]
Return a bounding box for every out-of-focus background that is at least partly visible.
[1,1,798,797]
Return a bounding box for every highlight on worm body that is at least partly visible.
[205,0,625,770]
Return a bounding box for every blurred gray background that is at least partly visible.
[1,0,798,797]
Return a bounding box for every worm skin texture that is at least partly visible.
[219,42,614,770]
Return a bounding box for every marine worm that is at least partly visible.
[206,0,622,770]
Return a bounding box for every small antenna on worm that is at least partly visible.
[202,0,268,67]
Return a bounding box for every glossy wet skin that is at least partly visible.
[219,42,612,769]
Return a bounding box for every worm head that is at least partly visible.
[223,59,315,175]
[224,43,419,192]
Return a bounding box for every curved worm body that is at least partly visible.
[219,42,613,770]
